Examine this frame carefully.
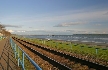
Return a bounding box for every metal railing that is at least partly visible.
[10,38,42,70]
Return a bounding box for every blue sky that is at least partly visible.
[0,0,108,35]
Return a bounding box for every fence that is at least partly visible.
[10,38,42,70]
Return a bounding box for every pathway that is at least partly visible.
[0,37,20,70]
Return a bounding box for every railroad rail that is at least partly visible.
[12,37,108,70]
[12,37,72,70]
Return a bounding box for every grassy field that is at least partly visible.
[19,37,108,62]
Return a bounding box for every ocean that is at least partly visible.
[21,34,108,45]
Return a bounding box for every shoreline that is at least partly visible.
[23,36,108,48]
[46,38,108,48]
[71,41,108,48]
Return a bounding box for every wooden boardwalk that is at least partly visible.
[0,37,20,70]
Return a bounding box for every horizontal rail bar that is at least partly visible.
[18,46,42,70]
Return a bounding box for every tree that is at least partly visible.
[0,24,5,32]
[0,24,11,36]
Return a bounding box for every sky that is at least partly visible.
[0,0,108,35]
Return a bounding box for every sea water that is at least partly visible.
[22,34,108,44]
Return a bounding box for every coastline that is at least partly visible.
[50,38,108,48]
[20,34,108,48]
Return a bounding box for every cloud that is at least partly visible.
[106,12,108,14]
[8,30,14,32]
[1,8,108,27]
[12,29,74,35]
[103,12,108,15]
[12,28,108,35]
[5,8,107,24]
[29,27,33,28]
[54,22,87,27]
[4,24,22,28]
[17,30,25,32]
[66,30,76,32]
[0,23,22,28]
[66,29,89,34]
[1,8,108,35]
[95,24,101,26]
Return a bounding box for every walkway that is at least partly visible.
[0,37,20,70]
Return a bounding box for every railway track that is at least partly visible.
[12,37,108,70]
[12,37,71,70]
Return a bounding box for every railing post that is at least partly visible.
[12,41,15,57]
[18,47,20,67]
[22,52,25,69]
[15,44,16,59]
[10,38,13,52]
[10,39,12,48]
